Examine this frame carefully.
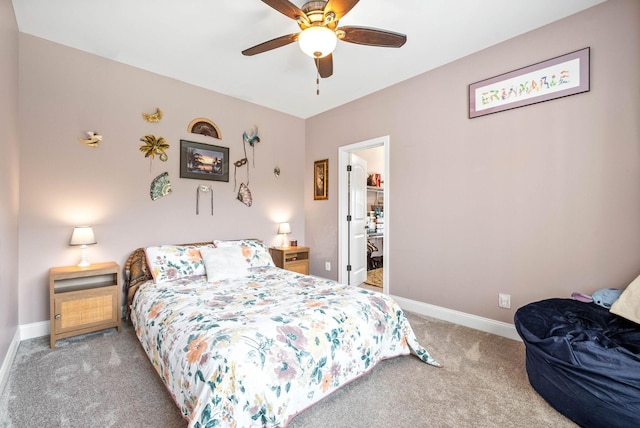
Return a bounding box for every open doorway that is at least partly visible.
[338,136,389,294]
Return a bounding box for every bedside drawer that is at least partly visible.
[286,260,309,275]
[53,285,119,334]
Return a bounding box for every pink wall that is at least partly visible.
[9,0,640,332]
[305,1,640,323]
[17,35,306,325]
[0,0,20,364]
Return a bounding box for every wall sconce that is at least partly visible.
[69,226,97,267]
[278,222,291,248]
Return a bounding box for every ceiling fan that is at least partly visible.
[242,0,407,79]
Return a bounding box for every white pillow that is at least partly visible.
[610,274,640,325]
[200,245,250,282]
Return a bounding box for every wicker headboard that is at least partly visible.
[123,241,214,319]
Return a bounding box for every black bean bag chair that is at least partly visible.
[514,298,640,427]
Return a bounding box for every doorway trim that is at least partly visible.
[338,135,390,294]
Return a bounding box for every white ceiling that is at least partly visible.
[12,0,605,119]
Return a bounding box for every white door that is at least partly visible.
[348,153,367,285]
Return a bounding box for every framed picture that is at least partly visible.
[469,47,590,118]
[180,140,229,182]
[314,159,328,200]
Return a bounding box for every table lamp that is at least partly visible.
[69,226,97,267]
[278,222,291,248]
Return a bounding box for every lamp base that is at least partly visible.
[77,245,90,267]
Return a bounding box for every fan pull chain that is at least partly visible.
[315,57,320,95]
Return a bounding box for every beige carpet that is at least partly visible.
[365,268,383,288]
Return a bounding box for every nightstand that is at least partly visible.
[49,261,121,348]
[269,246,310,275]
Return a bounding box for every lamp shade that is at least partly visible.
[278,222,291,235]
[298,26,337,58]
[69,226,97,246]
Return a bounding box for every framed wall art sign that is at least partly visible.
[469,47,590,118]
[180,140,229,182]
[314,159,328,200]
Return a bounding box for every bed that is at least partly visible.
[125,239,440,427]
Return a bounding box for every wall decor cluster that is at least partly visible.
[469,47,590,118]
[180,140,229,182]
[150,172,172,200]
[142,108,163,123]
[79,131,102,147]
[133,111,267,211]
[188,118,222,139]
[314,159,328,200]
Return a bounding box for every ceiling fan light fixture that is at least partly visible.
[298,26,337,58]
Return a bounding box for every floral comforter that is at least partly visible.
[131,266,440,427]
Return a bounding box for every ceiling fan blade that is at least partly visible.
[242,33,299,56]
[315,54,333,78]
[324,0,360,21]
[261,0,307,21]
[339,26,407,48]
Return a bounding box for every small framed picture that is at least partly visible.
[314,159,328,200]
[180,140,229,182]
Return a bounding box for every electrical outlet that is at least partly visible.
[325,262,331,271]
[499,293,511,309]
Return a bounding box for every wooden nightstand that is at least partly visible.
[49,261,121,348]
[269,246,310,275]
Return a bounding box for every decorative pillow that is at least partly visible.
[200,246,250,282]
[610,274,640,325]
[145,245,209,283]
[213,239,275,268]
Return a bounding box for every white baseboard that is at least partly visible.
[392,295,521,342]
[19,320,50,341]
[0,327,20,396]
[0,321,50,394]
